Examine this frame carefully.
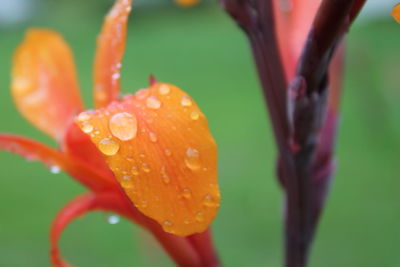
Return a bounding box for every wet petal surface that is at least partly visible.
[76,83,220,236]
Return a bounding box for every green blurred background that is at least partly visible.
[0,0,399,266]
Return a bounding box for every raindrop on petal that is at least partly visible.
[185,147,201,170]
[181,96,192,106]
[109,112,137,141]
[146,96,161,109]
[182,188,192,199]
[190,110,200,120]
[149,132,158,142]
[158,84,171,95]
[98,138,120,156]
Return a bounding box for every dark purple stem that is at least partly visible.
[220,0,367,266]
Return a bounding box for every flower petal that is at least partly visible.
[12,29,84,141]
[93,0,132,108]
[175,0,200,8]
[50,193,203,267]
[0,134,114,191]
[50,193,131,267]
[76,83,220,236]
[274,0,321,79]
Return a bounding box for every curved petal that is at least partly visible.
[76,83,220,236]
[62,122,116,183]
[93,0,132,108]
[50,193,202,267]
[0,134,114,191]
[274,0,321,79]
[12,29,84,141]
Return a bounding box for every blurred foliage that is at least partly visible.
[0,1,399,267]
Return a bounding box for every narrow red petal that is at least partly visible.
[93,0,132,108]
[50,193,123,267]
[0,134,114,191]
[50,193,202,267]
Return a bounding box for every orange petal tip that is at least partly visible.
[392,4,400,23]
[76,82,220,236]
[174,0,200,8]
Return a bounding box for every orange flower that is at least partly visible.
[175,0,200,8]
[1,0,220,266]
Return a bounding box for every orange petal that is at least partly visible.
[392,4,400,23]
[175,0,200,8]
[93,0,132,108]
[12,29,84,141]
[76,83,220,236]
[0,134,114,191]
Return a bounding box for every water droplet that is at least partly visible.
[182,188,191,199]
[50,165,61,174]
[98,138,120,156]
[158,84,171,95]
[142,163,150,173]
[109,112,137,141]
[190,110,200,120]
[162,175,171,184]
[203,194,216,207]
[164,149,172,156]
[81,121,94,133]
[185,147,201,170]
[107,215,120,225]
[184,219,191,225]
[121,175,134,188]
[146,96,161,109]
[135,89,149,100]
[77,111,92,122]
[163,220,173,227]
[131,166,139,176]
[140,200,148,208]
[112,72,120,80]
[195,212,205,222]
[181,96,192,106]
[149,132,157,142]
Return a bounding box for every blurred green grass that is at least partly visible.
[0,1,399,266]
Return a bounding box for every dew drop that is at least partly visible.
[190,110,200,120]
[203,194,215,207]
[149,132,158,142]
[185,147,201,170]
[49,165,61,174]
[140,200,148,208]
[98,138,120,156]
[182,188,192,199]
[109,112,137,141]
[158,84,171,95]
[142,163,151,173]
[131,166,139,176]
[181,96,192,106]
[195,212,205,222]
[184,219,191,225]
[81,121,94,133]
[77,111,92,122]
[146,96,161,109]
[162,175,171,184]
[107,215,120,225]
[121,175,134,189]
[160,167,170,184]
[164,149,172,156]
[163,220,173,227]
